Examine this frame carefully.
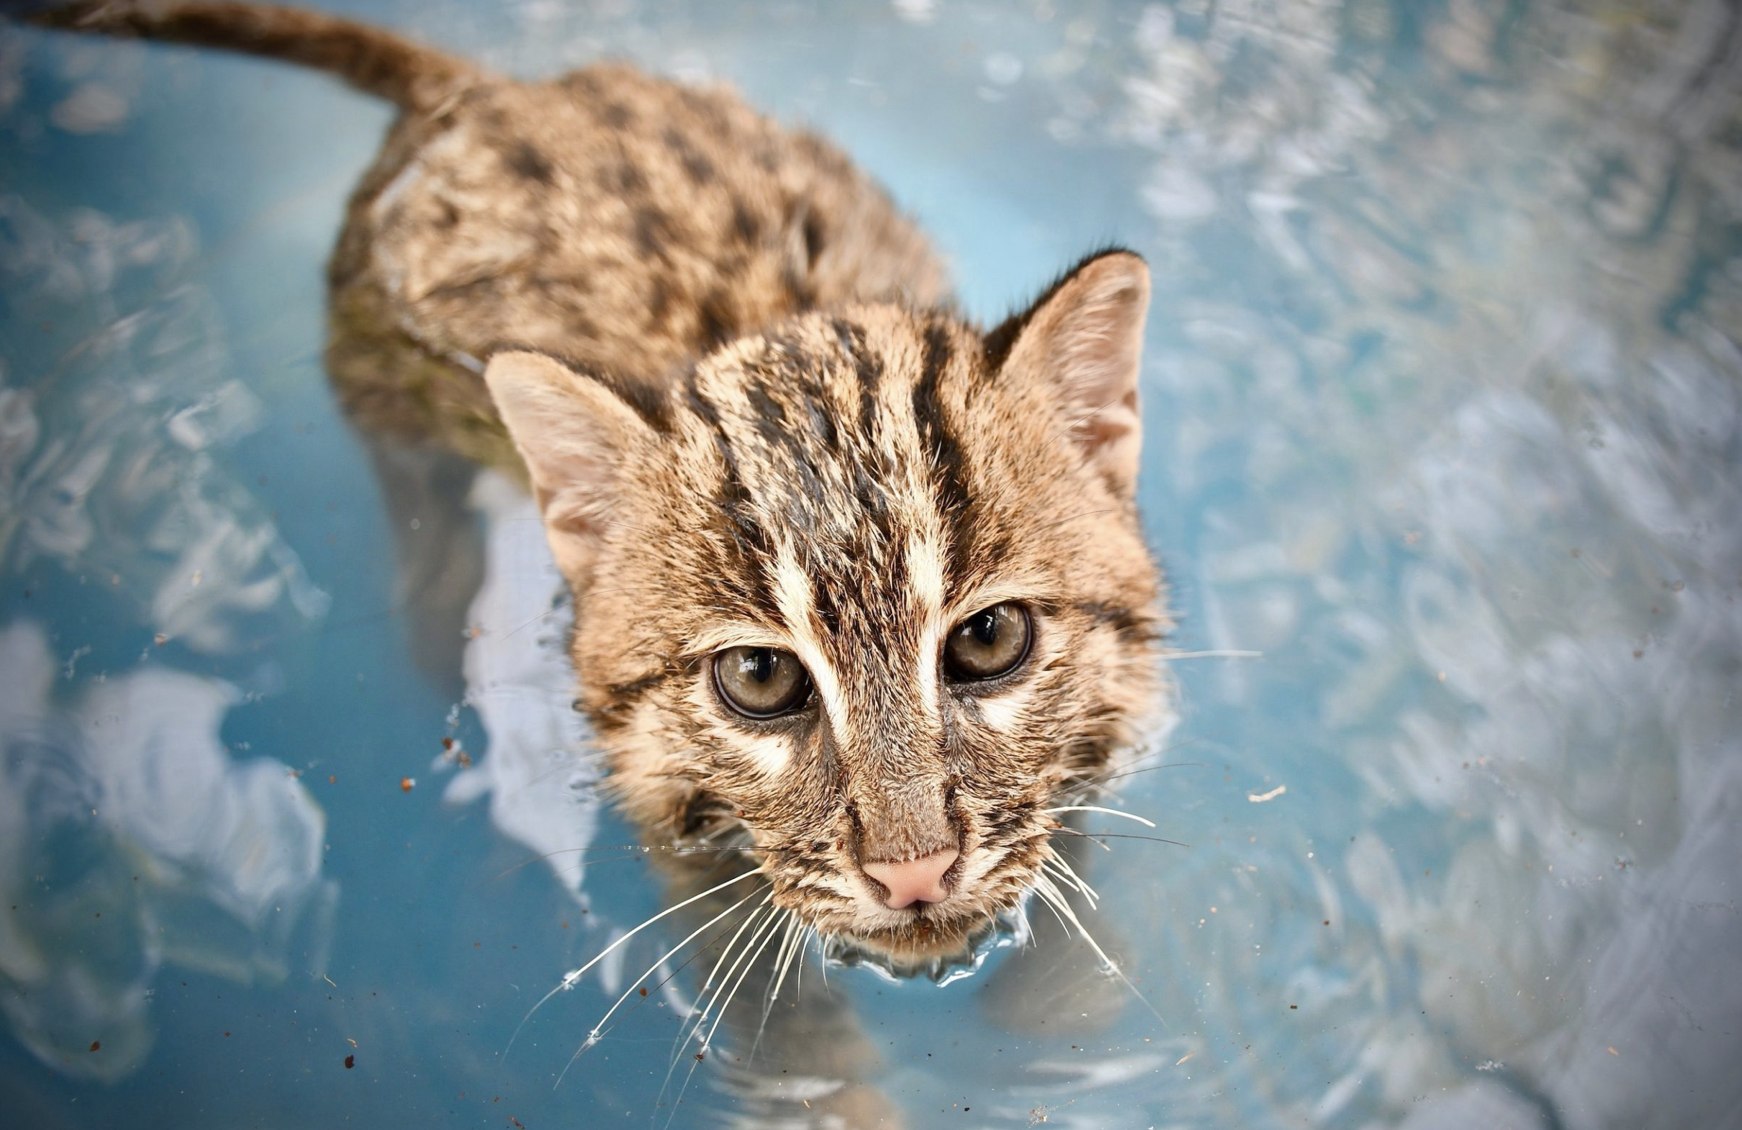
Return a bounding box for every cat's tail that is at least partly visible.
[26,1,486,113]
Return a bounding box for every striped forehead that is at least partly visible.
[678,314,974,734]
[682,315,972,569]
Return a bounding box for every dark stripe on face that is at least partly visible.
[607,671,667,699]
[680,791,736,838]
[741,354,832,506]
[744,380,788,446]
[810,571,840,635]
[828,319,882,441]
[717,468,778,615]
[1073,601,1159,644]
[910,322,977,575]
[851,465,894,543]
[592,669,670,730]
[805,397,839,451]
[594,369,674,434]
[686,373,779,616]
[821,320,896,540]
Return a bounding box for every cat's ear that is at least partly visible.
[988,250,1150,496]
[484,350,654,587]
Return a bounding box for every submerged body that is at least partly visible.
[34,2,1169,970]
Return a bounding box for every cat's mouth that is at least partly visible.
[828,905,1006,973]
[680,797,1043,970]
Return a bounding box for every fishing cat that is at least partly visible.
[27,2,1169,974]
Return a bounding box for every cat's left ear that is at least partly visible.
[484,349,655,588]
[988,249,1150,496]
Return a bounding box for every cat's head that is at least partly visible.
[485,250,1167,967]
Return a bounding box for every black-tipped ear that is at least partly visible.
[988,250,1150,496]
[483,350,655,587]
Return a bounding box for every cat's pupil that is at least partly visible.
[713,645,811,718]
[943,602,1032,682]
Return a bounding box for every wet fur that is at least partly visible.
[31,1,1170,970]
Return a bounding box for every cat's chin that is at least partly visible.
[824,908,1008,981]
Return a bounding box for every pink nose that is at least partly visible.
[862,848,959,909]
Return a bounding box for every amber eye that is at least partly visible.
[943,603,1032,682]
[712,646,812,718]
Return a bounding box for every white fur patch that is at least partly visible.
[682,677,793,776]
[770,541,849,745]
[739,732,792,776]
[974,687,1029,734]
[904,527,947,718]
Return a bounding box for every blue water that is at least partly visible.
[2,1,1739,1127]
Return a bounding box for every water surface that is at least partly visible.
[1,1,1738,1127]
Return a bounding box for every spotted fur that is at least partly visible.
[35,1,1171,967]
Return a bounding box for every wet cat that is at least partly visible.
[28,2,1169,973]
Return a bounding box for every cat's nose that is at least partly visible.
[862,848,959,909]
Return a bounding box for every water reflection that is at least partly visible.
[0,618,335,1082]
[441,466,600,897]
[0,194,335,1083]
[0,195,329,658]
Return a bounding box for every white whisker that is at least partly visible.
[795,925,813,1000]
[696,896,773,1006]
[579,885,769,1053]
[702,907,785,1053]
[1042,859,1099,910]
[506,865,765,1061]
[655,901,774,1121]
[1045,804,1157,829]
[677,901,778,1062]
[1013,898,1035,950]
[748,914,794,1060]
[748,912,810,1061]
[1047,853,1101,902]
[1160,649,1263,661]
[660,905,787,1128]
[1029,876,1073,934]
[763,913,803,1017]
[1034,872,1167,1029]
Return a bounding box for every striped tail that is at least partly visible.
[27,1,486,112]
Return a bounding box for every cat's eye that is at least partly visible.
[712,646,812,718]
[943,603,1032,682]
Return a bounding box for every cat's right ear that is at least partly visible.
[986,250,1150,497]
[484,350,653,587]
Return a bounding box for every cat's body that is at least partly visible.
[327,56,949,467]
[32,1,1168,973]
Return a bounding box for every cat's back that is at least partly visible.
[328,61,949,459]
[20,3,949,458]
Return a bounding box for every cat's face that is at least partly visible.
[487,251,1167,966]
